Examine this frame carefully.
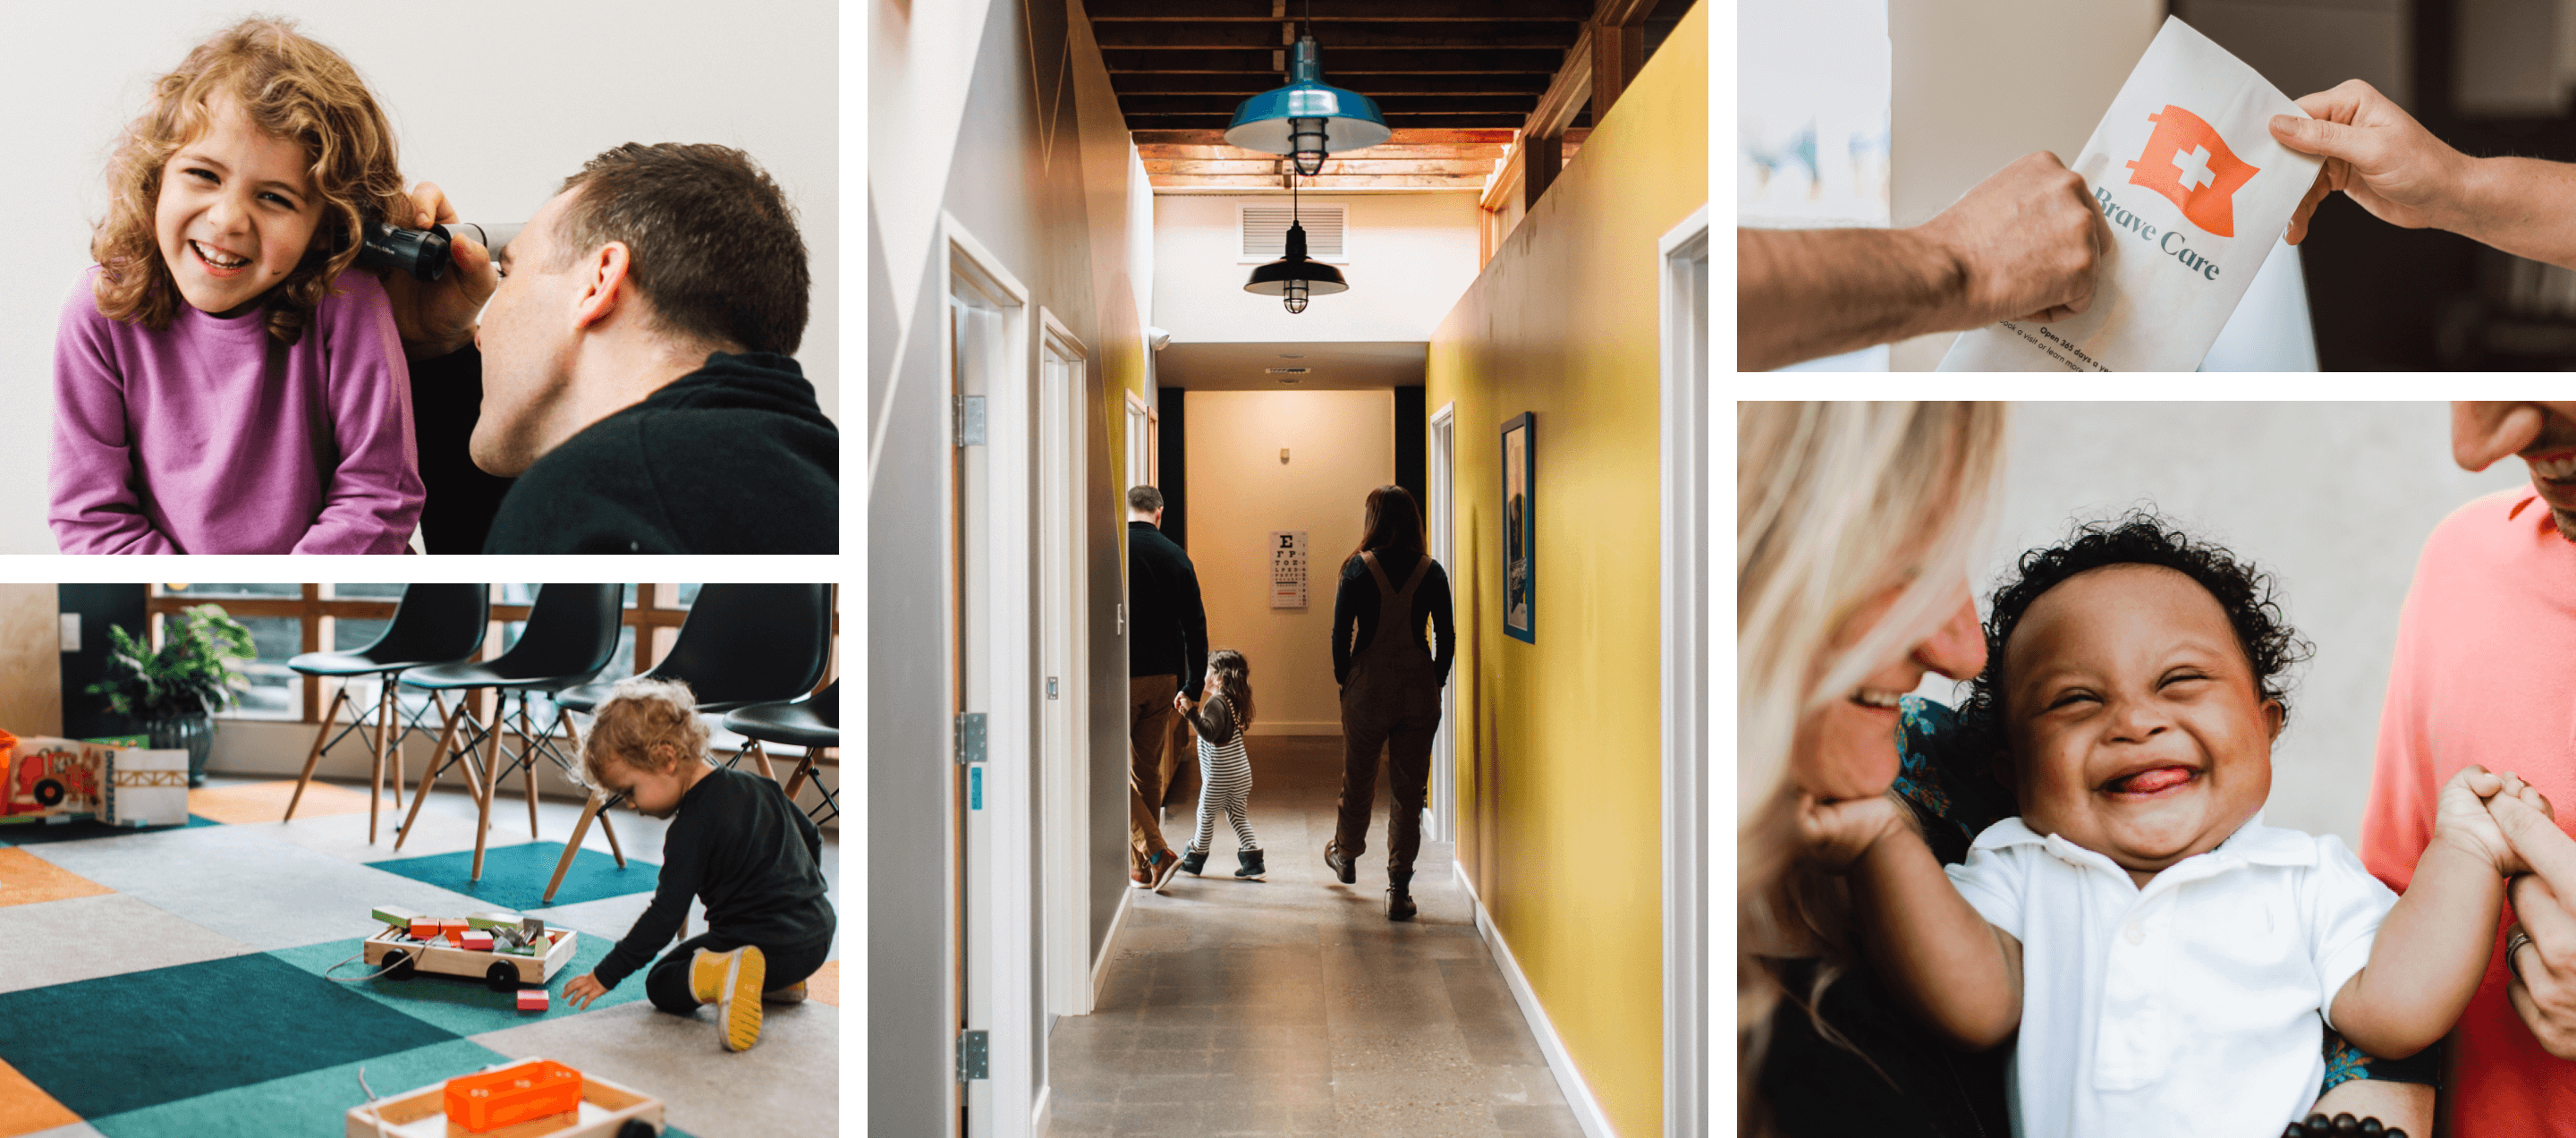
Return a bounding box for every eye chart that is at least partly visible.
[1270,531,1309,609]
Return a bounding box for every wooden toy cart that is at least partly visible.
[343,1059,663,1138]
[362,924,578,989]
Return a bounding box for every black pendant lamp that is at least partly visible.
[1243,181,1346,314]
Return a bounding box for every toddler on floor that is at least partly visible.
[1174,650,1264,880]
[561,679,836,1052]
[52,18,422,554]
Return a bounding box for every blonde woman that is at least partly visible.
[1738,403,2431,1136]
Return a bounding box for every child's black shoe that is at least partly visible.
[1234,849,1266,879]
[1179,847,1208,876]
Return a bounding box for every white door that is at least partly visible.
[1039,319,1092,1018]
[1658,206,1711,1138]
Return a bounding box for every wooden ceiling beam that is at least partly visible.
[1088,0,1591,19]
[1591,0,1665,25]
[1103,48,1566,73]
[1137,143,1508,161]
[1132,128,1519,146]
[1110,72,1553,96]
[1145,158,1501,176]
[1094,22,1579,51]
[1121,94,1537,115]
[1150,174,1489,191]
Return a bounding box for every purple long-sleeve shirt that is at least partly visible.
[50,268,423,554]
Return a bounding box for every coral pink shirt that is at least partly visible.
[2363,488,2576,1134]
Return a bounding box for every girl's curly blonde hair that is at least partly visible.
[92,17,411,345]
[581,678,711,787]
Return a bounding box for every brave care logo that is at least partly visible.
[2123,105,2258,237]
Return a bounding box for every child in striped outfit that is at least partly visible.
[1173,649,1263,880]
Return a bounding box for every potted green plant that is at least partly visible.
[86,604,256,787]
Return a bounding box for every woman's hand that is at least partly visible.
[2487,782,2576,1059]
[378,182,499,360]
[562,971,608,1010]
[1796,791,1911,872]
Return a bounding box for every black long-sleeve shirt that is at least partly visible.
[592,766,835,989]
[1129,521,1210,698]
[1330,548,1455,687]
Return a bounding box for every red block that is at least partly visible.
[516,988,548,1013]
[462,930,493,951]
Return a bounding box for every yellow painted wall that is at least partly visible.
[1422,3,1705,1134]
[1183,389,1396,734]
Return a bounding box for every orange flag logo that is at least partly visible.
[2123,105,2259,237]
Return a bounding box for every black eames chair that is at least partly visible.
[283,585,489,844]
[723,680,839,827]
[392,584,623,881]
[538,583,833,904]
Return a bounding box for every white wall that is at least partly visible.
[1183,388,1394,735]
[1152,192,1482,344]
[1929,403,2531,845]
[4,2,838,553]
[1885,0,2163,370]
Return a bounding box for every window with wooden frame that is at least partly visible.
[144,584,835,727]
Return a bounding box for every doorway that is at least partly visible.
[1427,402,1458,844]
[1038,316,1093,1023]
[1658,204,1710,1138]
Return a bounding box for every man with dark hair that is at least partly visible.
[387,143,835,553]
[1127,483,1206,890]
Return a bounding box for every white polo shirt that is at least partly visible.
[1945,812,2396,1138]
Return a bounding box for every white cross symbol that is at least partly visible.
[2172,145,2216,191]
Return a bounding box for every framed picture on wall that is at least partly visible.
[1502,412,1535,644]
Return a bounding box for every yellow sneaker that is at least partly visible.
[715,946,767,1051]
[764,980,809,1005]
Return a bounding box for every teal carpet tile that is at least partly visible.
[0,814,217,845]
[0,952,459,1118]
[270,932,650,1037]
[366,841,659,911]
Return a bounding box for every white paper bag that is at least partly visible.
[1939,17,2324,372]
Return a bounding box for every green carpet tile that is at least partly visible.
[0,815,217,845]
[0,952,461,1118]
[269,930,651,1037]
[366,840,660,911]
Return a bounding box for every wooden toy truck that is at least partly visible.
[362,919,577,990]
[343,1058,663,1138]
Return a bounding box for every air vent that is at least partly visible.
[1241,204,1346,261]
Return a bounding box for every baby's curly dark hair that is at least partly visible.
[1956,511,2313,758]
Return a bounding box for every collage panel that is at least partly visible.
[0,582,841,1138]
[869,2,1710,1136]
[8,3,836,556]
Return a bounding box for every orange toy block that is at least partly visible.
[516,988,548,1012]
[410,918,439,941]
[443,1059,581,1133]
[442,919,468,946]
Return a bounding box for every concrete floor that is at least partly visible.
[1040,735,1585,1138]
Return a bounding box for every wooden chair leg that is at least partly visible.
[747,740,779,783]
[394,694,464,852]
[597,809,628,868]
[369,681,397,844]
[783,745,816,800]
[284,687,345,822]
[519,695,540,839]
[387,683,405,814]
[470,690,504,882]
[543,790,609,904]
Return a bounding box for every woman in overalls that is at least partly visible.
[1324,485,1457,920]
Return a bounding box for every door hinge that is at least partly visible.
[957,1029,989,1082]
[954,395,987,446]
[1046,676,1059,700]
[954,711,987,765]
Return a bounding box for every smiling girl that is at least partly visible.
[50,18,422,553]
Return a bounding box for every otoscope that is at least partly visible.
[355,219,521,281]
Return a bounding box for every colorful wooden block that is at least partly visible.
[465,911,524,930]
[442,919,468,946]
[462,930,493,951]
[410,918,440,940]
[516,988,548,1013]
[443,1059,580,1131]
[372,904,422,927]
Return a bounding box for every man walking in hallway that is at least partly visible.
[1129,485,1207,890]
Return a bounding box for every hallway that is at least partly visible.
[1043,735,1584,1138]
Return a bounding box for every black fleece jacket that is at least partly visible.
[1128,521,1209,698]
[482,351,837,553]
[592,767,834,989]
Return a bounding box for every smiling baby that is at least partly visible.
[1801,514,2545,1136]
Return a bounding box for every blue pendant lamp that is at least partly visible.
[1224,27,1391,176]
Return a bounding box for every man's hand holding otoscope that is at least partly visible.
[373,182,504,360]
